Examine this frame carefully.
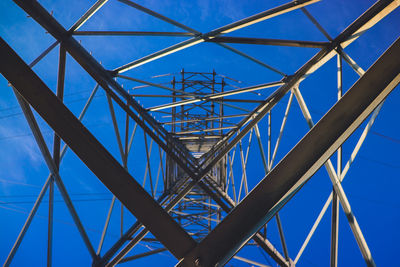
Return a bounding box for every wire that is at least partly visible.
[359,155,400,169]
[0,120,110,142]
[0,178,42,188]
[0,198,112,205]
[371,130,400,144]
[0,91,105,121]
[0,192,110,198]
[0,203,109,235]
[0,88,97,114]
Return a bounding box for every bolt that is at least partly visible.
[194,258,201,266]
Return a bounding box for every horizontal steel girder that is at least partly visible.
[0,37,196,260]
[177,37,400,267]
[207,36,329,48]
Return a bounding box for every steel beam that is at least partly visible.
[47,44,66,267]
[177,37,400,267]
[269,91,293,169]
[97,196,116,255]
[148,81,283,111]
[233,256,271,267]
[330,53,342,267]
[69,0,109,32]
[3,176,52,266]
[117,74,194,96]
[29,41,59,67]
[73,31,195,37]
[117,0,201,35]
[215,43,287,76]
[0,38,196,260]
[208,36,328,48]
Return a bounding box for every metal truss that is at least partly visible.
[0,0,399,266]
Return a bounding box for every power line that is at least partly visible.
[0,91,105,121]
[371,130,400,144]
[0,198,112,205]
[0,178,41,188]
[293,105,400,146]
[0,120,111,142]
[0,192,110,198]
[0,88,98,114]
[359,155,400,169]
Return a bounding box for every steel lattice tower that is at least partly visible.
[165,70,226,239]
[0,0,400,266]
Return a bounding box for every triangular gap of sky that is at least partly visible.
[1,0,400,266]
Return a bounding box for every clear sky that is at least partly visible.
[0,0,400,266]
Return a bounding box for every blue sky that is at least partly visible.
[1,0,400,266]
